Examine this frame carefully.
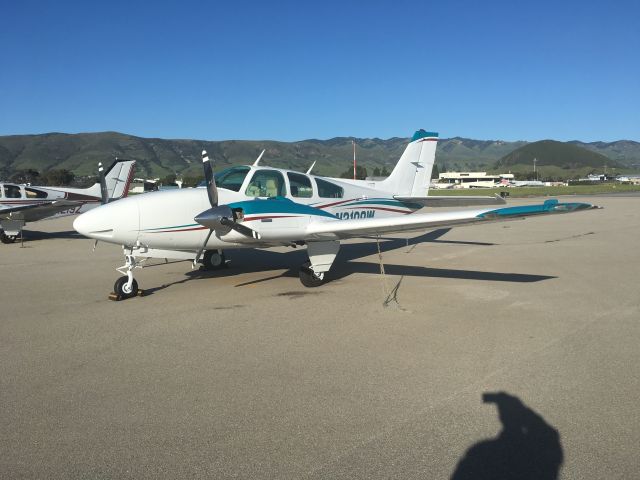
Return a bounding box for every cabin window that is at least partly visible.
[4,185,22,199]
[287,172,313,198]
[245,170,285,198]
[25,188,47,199]
[315,178,344,198]
[214,166,250,192]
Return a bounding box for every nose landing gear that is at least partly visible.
[110,253,144,301]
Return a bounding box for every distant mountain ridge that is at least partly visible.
[495,140,625,178]
[0,131,638,179]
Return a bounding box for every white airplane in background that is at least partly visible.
[73,130,598,299]
[0,159,135,243]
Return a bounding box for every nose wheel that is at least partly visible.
[113,276,139,299]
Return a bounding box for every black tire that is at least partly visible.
[1,230,17,244]
[113,276,139,299]
[202,250,226,270]
[299,262,325,288]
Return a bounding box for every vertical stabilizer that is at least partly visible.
[103,160,136,200]
[380,130,438,196]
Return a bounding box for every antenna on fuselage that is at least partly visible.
[306,161,316,175]
[253,149,266,166]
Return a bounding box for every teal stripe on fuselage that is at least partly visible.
[229,197,337,218]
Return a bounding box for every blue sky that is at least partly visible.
[1,0,638,142]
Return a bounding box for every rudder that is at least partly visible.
[380,129,438,196]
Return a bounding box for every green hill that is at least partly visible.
[0,132,638,181]
[0,132,410,179]
[494,140,624,178]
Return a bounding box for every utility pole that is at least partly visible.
[353,140,356,180]
[533,157,537,181]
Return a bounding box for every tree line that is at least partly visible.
[0,168,96,187]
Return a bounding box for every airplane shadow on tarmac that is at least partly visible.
[451,392,564,480]
[12,229,84,243]
[169,228,555,290]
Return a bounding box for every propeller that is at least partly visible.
[98,162,109,204]
[193,150,261,267]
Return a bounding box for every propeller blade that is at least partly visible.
[98,162,109,204]
[220,217,261,240]
[202,150,218,207]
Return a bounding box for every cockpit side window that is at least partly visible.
[245,170,285,198]
[25,187,47,199]
[315,178,344,198]
[4,185,22,199]
[287,172,313,198]
[214,166,250,192]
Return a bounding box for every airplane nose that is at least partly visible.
[74,198,139,245]
[74,208,112,239]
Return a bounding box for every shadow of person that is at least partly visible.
[451,392,563,480]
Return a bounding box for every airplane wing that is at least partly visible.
[0,200,82,222]
[394,195,506,207]
[305,199,598,240]
[0,203,53,216]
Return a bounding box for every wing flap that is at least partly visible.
[395,194,506,207]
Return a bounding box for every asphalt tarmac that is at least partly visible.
[1,195,638,479]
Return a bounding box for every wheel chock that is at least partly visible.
[108,289,145,301]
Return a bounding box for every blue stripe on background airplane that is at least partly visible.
[0,160,136,243]
[72,129,599,298]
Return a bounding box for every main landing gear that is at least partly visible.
[0,230,18,244]
[298,240,340,288]
[201,249,227,271]
[299,262,325,287]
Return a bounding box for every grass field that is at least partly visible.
[429,183,640,197]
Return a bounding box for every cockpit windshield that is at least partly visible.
[212,166,250,192]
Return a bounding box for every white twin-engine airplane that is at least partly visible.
[0,160,135,243]
[73,130,598,298]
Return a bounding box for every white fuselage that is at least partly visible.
[74,165,420,253]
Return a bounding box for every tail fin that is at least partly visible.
[103,159,136,200]
[380,130,438,196]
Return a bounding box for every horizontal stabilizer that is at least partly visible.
[395,195,506,208]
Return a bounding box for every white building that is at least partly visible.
[437,172,514,189]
